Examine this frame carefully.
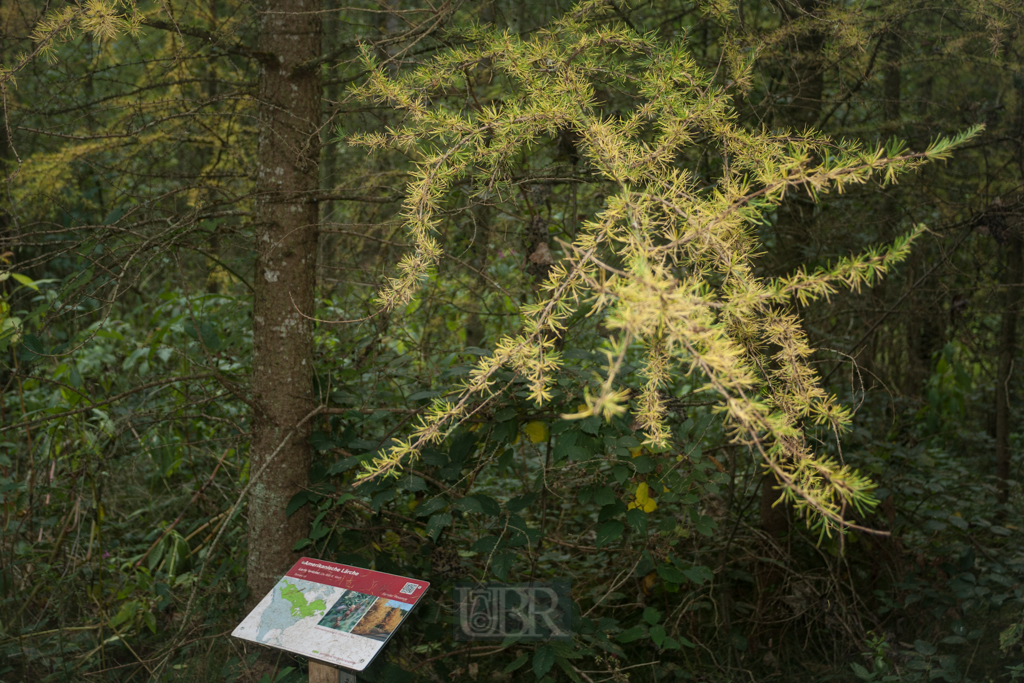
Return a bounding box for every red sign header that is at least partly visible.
[286,557,429,603]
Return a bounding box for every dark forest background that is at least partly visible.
[3,0,1024,681]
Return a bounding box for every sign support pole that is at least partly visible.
[310,661,356,683]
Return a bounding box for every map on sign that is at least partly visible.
[233,558,429,671]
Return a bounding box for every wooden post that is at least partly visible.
[310,661,356,683]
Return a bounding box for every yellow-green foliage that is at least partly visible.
[8,0,255,233]
[351,2,980,535]
[1,0,141,86]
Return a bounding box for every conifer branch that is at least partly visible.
[346,1,981,533]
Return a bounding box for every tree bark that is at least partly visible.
[248,0,322,604]
[996,231,1021,505]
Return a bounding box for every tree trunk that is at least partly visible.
[248,0,322,604]
[996,231,1021,505]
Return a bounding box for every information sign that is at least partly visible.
[233,557,429,671]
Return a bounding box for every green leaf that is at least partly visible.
[682,565,713,584]
[595,520,624,548]
[694,515,717,537]
[1000,622,1024,652]
[425,512,453,541]
[350,438,382,453]
[552,430,579,462]
[913,639,937,656]
[273,667,296,683]
[599,501,626,522]
[657,564,685,584]
[182,320,220,351]
[454,497,484,514]
[580,415,601,435]
[327,456,364,475]
[504,653,528,674]
[455,495,500,516]
[649,624,666,646]
[415,498,447,518]
[633,456,655,474]
[533,645,555,678]
[616,625,646,643]
[474,495,501,516]
[625,508,646,534]
[850,662,872,680]
[948,514,969,530]
[18,335,44,363]
[567,445,591,461]
[507,493,537,513]
[408,390,440,401]
[663,636,684,650]
[370,489,394,512]
[643,607,661,625]
[577,486,593,505]
[550,419,576,435]
[11,273,38,291]
[593,486,615,507]
[472,536,502,554]
[109,600,139,628]
[494,407,517,422]
[310,512,331,540]
[333,493,356,508]
[165,531,191,577]
[286,492,309,518]
[309,431,336,452]
[102,207,126,225]
[692,413,714,437]
[555,655,582,683]
[492,550,515,581]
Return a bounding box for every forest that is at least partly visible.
[2,0,1024,681]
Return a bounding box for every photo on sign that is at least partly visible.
[317,591,378,633]
[350,599,414,641]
